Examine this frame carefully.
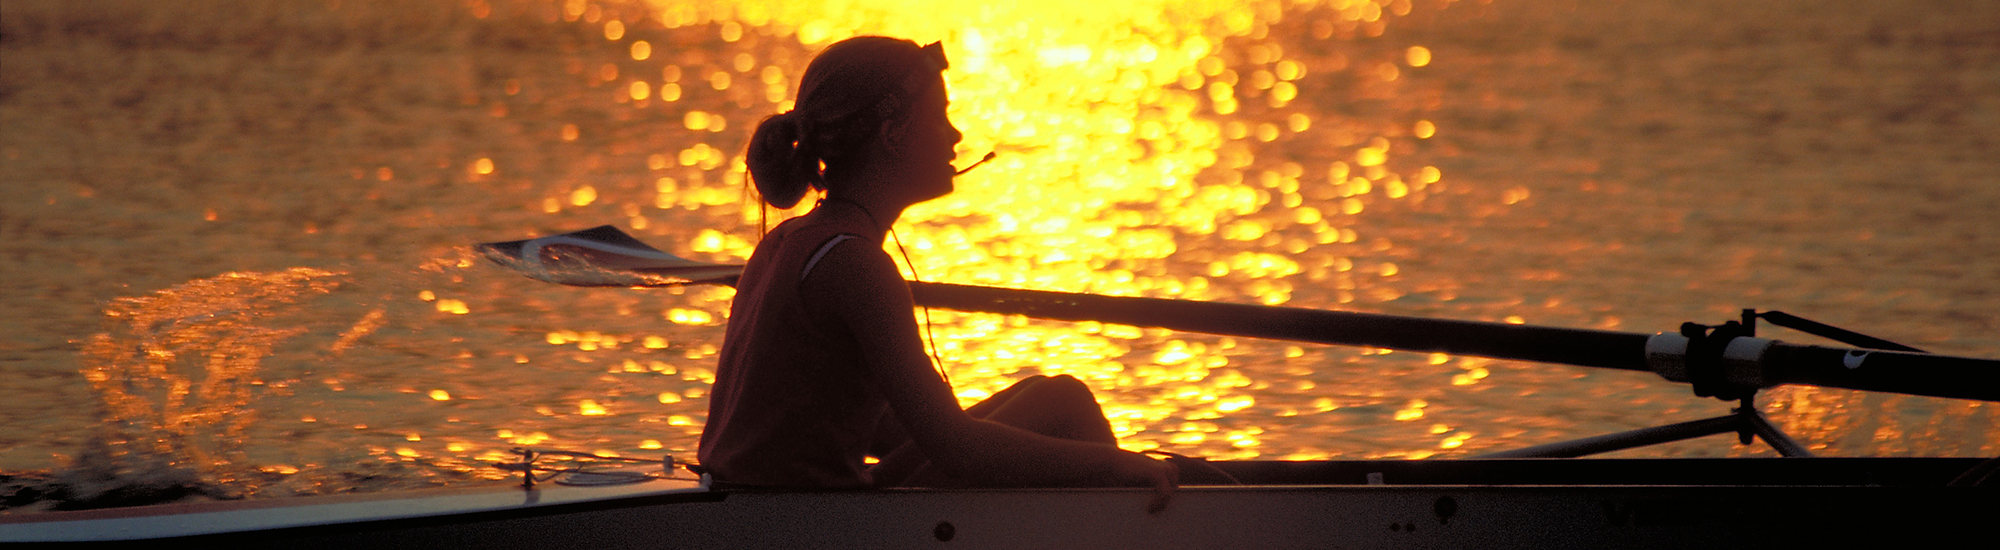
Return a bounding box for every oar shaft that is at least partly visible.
[910,282,2000,402]
[1764,344,1999,402]
[909,281,1655,372]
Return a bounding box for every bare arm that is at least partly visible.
[805,242,1172,490]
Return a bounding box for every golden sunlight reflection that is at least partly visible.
[486,0,1466,461]
[42,0,1792,496]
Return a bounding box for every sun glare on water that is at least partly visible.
[562,0,1445,459]
[62,0,1458,491]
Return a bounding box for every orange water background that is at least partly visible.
[2,0,1995,507]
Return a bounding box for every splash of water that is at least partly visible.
[84,269,338,466]
[50,269,337,507]
[43,266,503,509]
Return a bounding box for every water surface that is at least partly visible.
[2,0,1994,508]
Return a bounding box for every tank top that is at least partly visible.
[697,211,891,488]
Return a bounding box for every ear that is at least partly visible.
[877,116,911,152]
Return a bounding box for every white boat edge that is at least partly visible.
[0,474,709,542]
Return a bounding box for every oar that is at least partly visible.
[477,227,1999,402]
[476,225,745,287]
[905,281,1998,402]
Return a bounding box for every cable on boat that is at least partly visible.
[493,448,705,489]
[1948,456,2000,487]
[889,228,951,388]
[1143,450,1242,485]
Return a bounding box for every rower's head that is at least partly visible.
[746,36,963,209]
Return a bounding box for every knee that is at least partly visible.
[1033,374,1098,404]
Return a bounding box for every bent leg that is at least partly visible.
[868,373,1056,456]
[973,374,1117,444]
[870,374,1119,486]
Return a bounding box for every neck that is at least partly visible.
[820,195,900,235]
[820,153,931,233]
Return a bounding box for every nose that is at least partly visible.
[947,122,963,146]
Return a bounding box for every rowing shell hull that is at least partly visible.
[5,459,1992,548]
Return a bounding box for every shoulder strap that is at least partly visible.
[801,234,860,283]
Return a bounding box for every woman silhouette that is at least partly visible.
[697,36,1175,507]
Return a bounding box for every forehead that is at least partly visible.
[898,72,949,110]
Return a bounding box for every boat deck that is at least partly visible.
[6,457,1992,548]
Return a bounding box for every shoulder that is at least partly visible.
[746,216,865,265]
[798,235,909,318]
[801,232,894,286]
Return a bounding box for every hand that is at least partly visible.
[1111,450,1178,514]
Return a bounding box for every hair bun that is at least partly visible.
[747,111,815,209]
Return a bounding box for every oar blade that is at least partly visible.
[477,225,743,287]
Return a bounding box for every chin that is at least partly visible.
[921,184,953,202]
[916,178,954,203]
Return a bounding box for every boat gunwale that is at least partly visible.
[6,456,1983,524]
[7,474,1993,544]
